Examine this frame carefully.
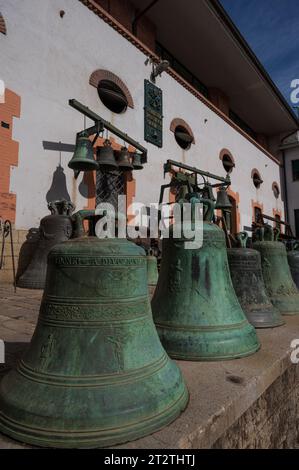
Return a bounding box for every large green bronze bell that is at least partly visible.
[288,243,299,289]
[227,232,284,328]
[254,226,299,315]
[0,211,188,448]
[152,195,260,361]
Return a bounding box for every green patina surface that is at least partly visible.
[227,247,284,329]
[0,215,188,448]
[152,215,260,360]
[254,241,299,316]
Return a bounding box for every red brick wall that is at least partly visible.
[0,88,21,222]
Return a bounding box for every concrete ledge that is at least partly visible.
[0,286,298,449]
[121,318,299,449]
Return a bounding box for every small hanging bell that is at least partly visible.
[215,188,232,210]
[131,152,143,170]
[116,146,133,170]
[68,132,98,172]
[96,139,118,170]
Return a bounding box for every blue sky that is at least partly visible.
[220,0,299,109]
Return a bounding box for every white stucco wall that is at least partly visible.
[0,0,284,230]
[284,146,299,235]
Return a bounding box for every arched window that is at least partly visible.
[0,13,6,35]
[272,182,280,199]
[251,169,263,189]
[219,149,235,174]
[254,206,263,224]
[170,118,195,151]
[89,70,134,113]
[98,80,128,114]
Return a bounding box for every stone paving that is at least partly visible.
[0,285,42,448]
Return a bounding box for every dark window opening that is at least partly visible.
[273,184,280,199]
[252,171,263,189]
[292,160,299,181]
[222,154,234,173]
[254,207,262,224]
[174,125,193,150]
[1,121,9,129]
[156,42,209,98]
[98,79,128,114]
[275,214,281,228]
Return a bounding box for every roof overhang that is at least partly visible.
[130,0,299,136]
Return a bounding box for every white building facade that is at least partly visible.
[0,0,298,235]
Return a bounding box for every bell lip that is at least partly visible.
[98,163,119,170]
[250,320,285,329]
[0,386,189,449]
[270,295,299,315]
[68,161,99,171]
[242,308,285,329]
[154,322,260,361]
[132,165,143,170]
[163,342,261,361]
[16,279,44,290]
[118,164,133,170]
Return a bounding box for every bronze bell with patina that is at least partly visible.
[152,194,260,361]
[131,152,143,170]
[16,200,74,289]
[254,225,299,315]
[215,188,232,210]
[0,210,188,448]
[96,139,118,170]
[288,242,299,289]
[116,146,133,170]
[68,131,98,171]
[227,232,284,328]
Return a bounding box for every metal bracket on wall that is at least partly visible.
[164,160,231,187]
[69,99,148,170]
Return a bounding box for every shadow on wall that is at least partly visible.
[46,165,71,203]
[78,171,96,199]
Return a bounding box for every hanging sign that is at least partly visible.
[144,79,163,148]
